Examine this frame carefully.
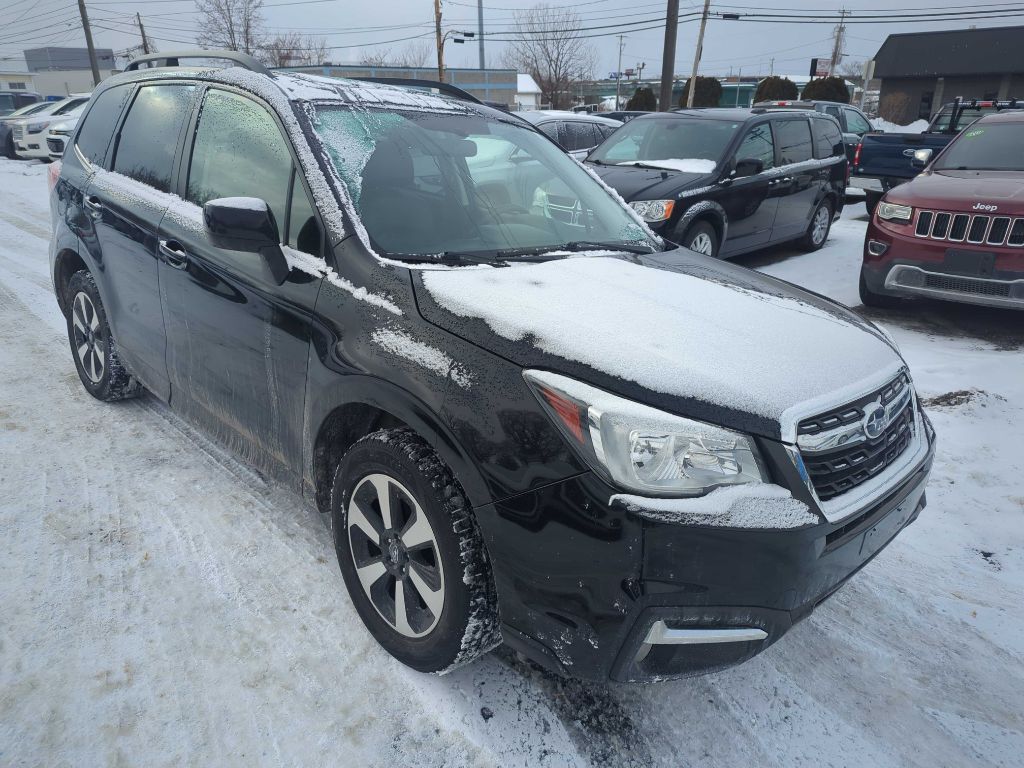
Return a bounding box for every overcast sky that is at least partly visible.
[0,0,1012,78]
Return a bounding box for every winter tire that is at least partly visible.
[65,270,143,401]
[799,199,833,251]
[681,220,719,258]
[859,270,906,309]
[331,428,501,673]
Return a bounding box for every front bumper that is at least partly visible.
[15,136,51,160]
[478,420,934,682]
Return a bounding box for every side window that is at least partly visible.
[810,118,842,159]
[773,118,813,165]
[734,123,775,170]
[843,108,871,135]
[564,122,598,152]
[113,85,195,192]
[824,105,842,126]
[75,85,131,165]
[186,89,291,232]
[287,171,321,256]
[537,121,562,146]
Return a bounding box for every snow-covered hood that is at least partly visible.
[888,169,1024,213]
[587,163,716,202]
[412,251,903,440]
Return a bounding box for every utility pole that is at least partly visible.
[136,12,150,55]
[477,0,484,69]
[828,8,847,76]
[76,0,101,86]
[614,34,625,109]
[685,0,711,108]
[658,0,679,111]
[434,0,445,82]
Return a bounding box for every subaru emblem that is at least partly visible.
[863,403,887,439]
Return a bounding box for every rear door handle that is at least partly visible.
[159,239,189,269]
[83,195,103,218]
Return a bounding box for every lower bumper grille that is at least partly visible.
[922,272,1012,297]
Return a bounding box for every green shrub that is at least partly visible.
[626,86,656,111]
[800,76,851,103]
[678,76,723,108]
[754,76,799,103]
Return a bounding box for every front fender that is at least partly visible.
[676,199,729,244]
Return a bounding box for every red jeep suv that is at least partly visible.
[860,110,1024,310]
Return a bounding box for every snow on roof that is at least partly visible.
[517,73,541,95]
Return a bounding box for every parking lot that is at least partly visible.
[1,158,1021,766]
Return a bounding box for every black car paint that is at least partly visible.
[50,69,929,682]
[588,110,847,258]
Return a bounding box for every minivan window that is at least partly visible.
[734,123,775,170]
[773,118,813,164]
[54,97,88,116]
[186,89,291,228]
[287,172,320,255]
[75,85,131,165]
[313,106,655,257]
[113,85,194,192]
[810,118,842,159]
[590,117,739,167]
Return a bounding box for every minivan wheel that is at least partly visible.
[799,199,833,251]
[331,428,501,673]
[682,220,719,257]
[65,270,143,401]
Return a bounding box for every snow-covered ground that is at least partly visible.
[1,159,1022,767]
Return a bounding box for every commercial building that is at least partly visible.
[873,25,1024,123]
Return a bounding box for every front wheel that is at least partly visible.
[331,428,501,673]
[680,220,719,258]
[799,199,833,251]
[859,270,906,309]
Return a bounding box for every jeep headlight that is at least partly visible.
[877,202,913,222]
[525,370,767,496]
[629,199,675,223]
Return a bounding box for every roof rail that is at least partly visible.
[125,50,271,76]
[350,77,482,105]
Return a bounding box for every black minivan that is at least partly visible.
[49,52,933,682]
[588,108,847,258]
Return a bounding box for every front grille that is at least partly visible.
[12,124,24,140]
[922,272,1013,297]
[914,208,1021,246]
[46,137,63,154]
[798,372,915,502]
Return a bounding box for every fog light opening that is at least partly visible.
[867,239,889,257]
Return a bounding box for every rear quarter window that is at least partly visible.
[810,118,842,159]
[75,86,132,165]
[112,84,195,192]
[773,118,813,164]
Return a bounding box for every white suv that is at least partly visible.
[12,95,89,161]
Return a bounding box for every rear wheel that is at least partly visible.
[331,428,501,673]
[799,199,833,251]
[859,270,906,309]
[65,270,143,401]
[681,220,719,258]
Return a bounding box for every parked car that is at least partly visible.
[860,110,1024,310]
[50,51,933,683]
[851,98,1022,214]
[46,117,81,160]
[1,100,55,158]
[753,100,874,163]
[587,108,847,258]
[11,94,89,161]
[517,110,622,158]
[0,90,42,117]
[603,110,650,123]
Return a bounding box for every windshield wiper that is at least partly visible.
[559,240,659,254]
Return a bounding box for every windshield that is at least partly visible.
[588,116,739,172]
[930,105,1000,132]
[311,105,656,258]
[934,122,1024,171]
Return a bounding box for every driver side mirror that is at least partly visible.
[203,197,289,284]
[732,157,764,178]
[911,148,933,169]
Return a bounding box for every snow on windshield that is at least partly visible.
[422,255,901,421]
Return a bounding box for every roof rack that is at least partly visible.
[948,96,1024,133]
[350,77,482,105]
[125,50,271,76]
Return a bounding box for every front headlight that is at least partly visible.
[629,199,675,223]
[524,370,767,496]
[877,202,913,222]
[28,121,50,134]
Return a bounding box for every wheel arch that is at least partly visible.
[52,247,89,317]
[675,200,728,247]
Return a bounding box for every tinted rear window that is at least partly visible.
[773,118,813,164]
[810,118,842,159]
[935,123,1024,171]
[75,86,131,166]
[113,85,195,192]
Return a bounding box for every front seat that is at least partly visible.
[359,138,439,254]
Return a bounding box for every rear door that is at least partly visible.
[767,116,821,243]
[158,86,324,483]
[718,120,778,256]
[82,83,196,399]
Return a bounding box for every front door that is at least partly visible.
[719,121,778,256]
[159,87,323,484]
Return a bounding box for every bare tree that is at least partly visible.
[837,60,865,89]
[500,4,596,109]
[264,31,329,66]
[195,0,267,56]
[360,40,434,69]
[360,48,394,67]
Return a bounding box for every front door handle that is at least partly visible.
[83,195,103,219]
[159,239,189,269]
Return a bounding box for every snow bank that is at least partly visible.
[870,117,929,134]
[610,484,818,528]
[618,158,717,174]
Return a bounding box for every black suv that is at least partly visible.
[588,108,847,258]
[49,52,934,682]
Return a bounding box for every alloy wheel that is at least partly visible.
[347,473,446,638]
[690,231,714,255]
[72,291,105,383]
[812,205,830,245]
